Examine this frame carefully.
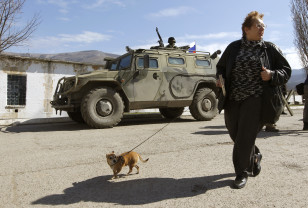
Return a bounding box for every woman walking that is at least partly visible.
[216,11,291,189]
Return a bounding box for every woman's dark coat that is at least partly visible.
[216,39,292,112]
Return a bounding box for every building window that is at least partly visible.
[7,74,27,106]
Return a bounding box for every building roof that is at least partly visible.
[0,53,105,67]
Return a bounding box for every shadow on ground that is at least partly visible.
[32,173,234,206]
[193,125,229,135]
[1,115,195,133]
[257,129,308,138]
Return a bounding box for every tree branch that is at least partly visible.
[0,0,40,53]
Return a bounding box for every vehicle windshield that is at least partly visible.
[118,54,132,70]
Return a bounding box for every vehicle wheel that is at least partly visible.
[189,88,217,121]
[67,111,85,123]
[81,87,124,128]
[159,107,184,119]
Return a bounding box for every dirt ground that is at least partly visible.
[0,109,307,208]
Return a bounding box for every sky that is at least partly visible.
[7,0,303,69]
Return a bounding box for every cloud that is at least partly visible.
[37,0,69,7]
[57,17,70,21]
[37,0,77,16]
[37,0,69,9]
[83,0,107,9]
[59,8,69,14]
[179,32,241,41]
[21,31,111,53]
[83,0,125,9]
[57,31,111,43]
[197,43,230,53]
[148,6,193,18]
[283,47,303,69]
[266,30,282,42]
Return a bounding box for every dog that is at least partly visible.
[106,151,149,179]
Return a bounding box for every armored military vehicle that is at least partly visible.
[51,29,221,128]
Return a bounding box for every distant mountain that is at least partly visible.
[5,50,119,65]
[287,68,307,90]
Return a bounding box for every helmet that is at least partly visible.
[168,37,176,44]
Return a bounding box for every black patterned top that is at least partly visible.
[229,38,264,101]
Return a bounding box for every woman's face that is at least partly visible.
[245,18,265,41]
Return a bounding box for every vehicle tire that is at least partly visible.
[159,107,184,119]
[81,87,124,128]
[67,111,85,123]
[189,88,217,121]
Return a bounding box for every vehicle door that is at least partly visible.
[165,56,193,98]
[117,54,136,100]
[132,55,163,101]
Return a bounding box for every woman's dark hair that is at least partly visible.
[242,11,264,38]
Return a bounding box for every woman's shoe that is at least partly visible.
[253,153,262,176]
[233,172,248,189]
[265,124,279,132]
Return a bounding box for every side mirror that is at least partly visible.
[143,54,150,68]
[210,50,221,59]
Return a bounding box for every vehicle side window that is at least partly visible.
[138,58,158,68]
[168,57,184,65]
[110,62,118,70]
[196,59,210,67]
[119,55,132,70]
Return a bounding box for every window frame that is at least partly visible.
[136,57,159,69]
[195,58,211,68]
[6,74,27,107]
[167,57,186,66]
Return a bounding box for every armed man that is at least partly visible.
[165,37,178,48]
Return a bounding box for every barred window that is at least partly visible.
[7,75,27,106]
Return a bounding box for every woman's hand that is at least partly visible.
[261,66,272,81]
[216,79,223,87]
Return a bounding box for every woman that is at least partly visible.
[216,11,291,189]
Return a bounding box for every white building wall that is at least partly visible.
[0,70,7,117]
[0,55,105,124]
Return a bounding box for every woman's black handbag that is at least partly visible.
[261,85,284,124]
[296,83,304,95]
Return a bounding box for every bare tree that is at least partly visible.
[291,0,308,70]
[0,0,40,53]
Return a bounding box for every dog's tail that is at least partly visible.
[138,154,149,163]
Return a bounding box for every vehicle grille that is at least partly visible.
[62,79,75,92]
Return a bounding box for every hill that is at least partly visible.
[287,68,307,90]
[5,50,119,65]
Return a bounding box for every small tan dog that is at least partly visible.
[106,151,149,179]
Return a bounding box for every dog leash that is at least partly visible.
[125,89,215,154]
[128,118,172,153]
[109,89,214,166]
